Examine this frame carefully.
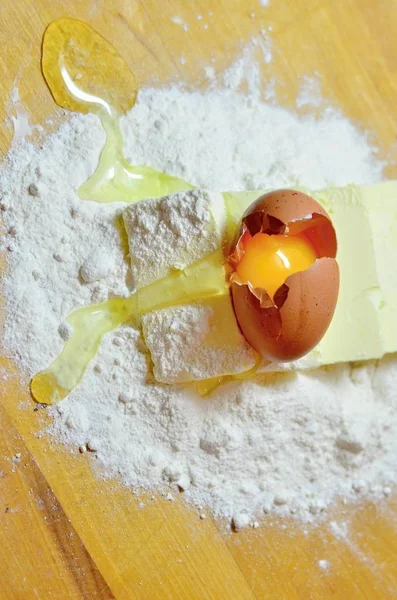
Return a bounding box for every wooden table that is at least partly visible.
[1,1,397,598]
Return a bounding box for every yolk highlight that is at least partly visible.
[235,231,317,299]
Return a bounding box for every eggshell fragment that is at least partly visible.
[229,189,339,362]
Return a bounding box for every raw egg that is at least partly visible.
[228,189,339,362]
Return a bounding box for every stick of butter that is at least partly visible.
[142,297,256,383]
[123,189,226,288]
[361,181,397,354]
[124,189,256,382]
[123,182,397,383]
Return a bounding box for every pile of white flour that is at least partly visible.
[1,74,396,527]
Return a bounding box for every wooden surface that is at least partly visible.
[1,1,397,598]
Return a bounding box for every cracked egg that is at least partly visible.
[228,189,339,362]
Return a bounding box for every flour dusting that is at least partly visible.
[1,46,396,528]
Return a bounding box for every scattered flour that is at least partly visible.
[123,189,222,287]
[1,46,396,529]
[171,16,188,32]
[121,88,383,192]
[222,37,273,96]
[296,75,324,109]
[7,87,42,147]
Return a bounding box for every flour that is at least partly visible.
[318,559,330,571]
[170,16,188,32]
[1,53,396,529]
[123,189,223,287]
[121,88,383,192]
[296,75,324,109]
[142,299,255,382]
[7,87,41,147]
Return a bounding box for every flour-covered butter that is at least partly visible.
[123,188,226,288]
[125,183,397,383]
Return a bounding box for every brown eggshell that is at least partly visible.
[232,189,337,261]
[229,189,339,362]
[231,259,339,361]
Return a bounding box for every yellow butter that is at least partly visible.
[142,295,256,383]
[131,182,397,383]
[228,182,396,370]
[360,181,397,354]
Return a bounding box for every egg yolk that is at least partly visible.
[235,231,317,299]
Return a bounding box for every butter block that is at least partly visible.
[123,188,226,288]
[124,189,246,383]
[142,295,256,383]
[361,181,397,354]
[222,191,262,245]
[126,183,397,384]
[311,184,383,364]
[229,183,396,370]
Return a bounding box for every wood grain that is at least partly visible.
[1,1,397,598]
[0,359,256,600]
[0,401,114,600]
